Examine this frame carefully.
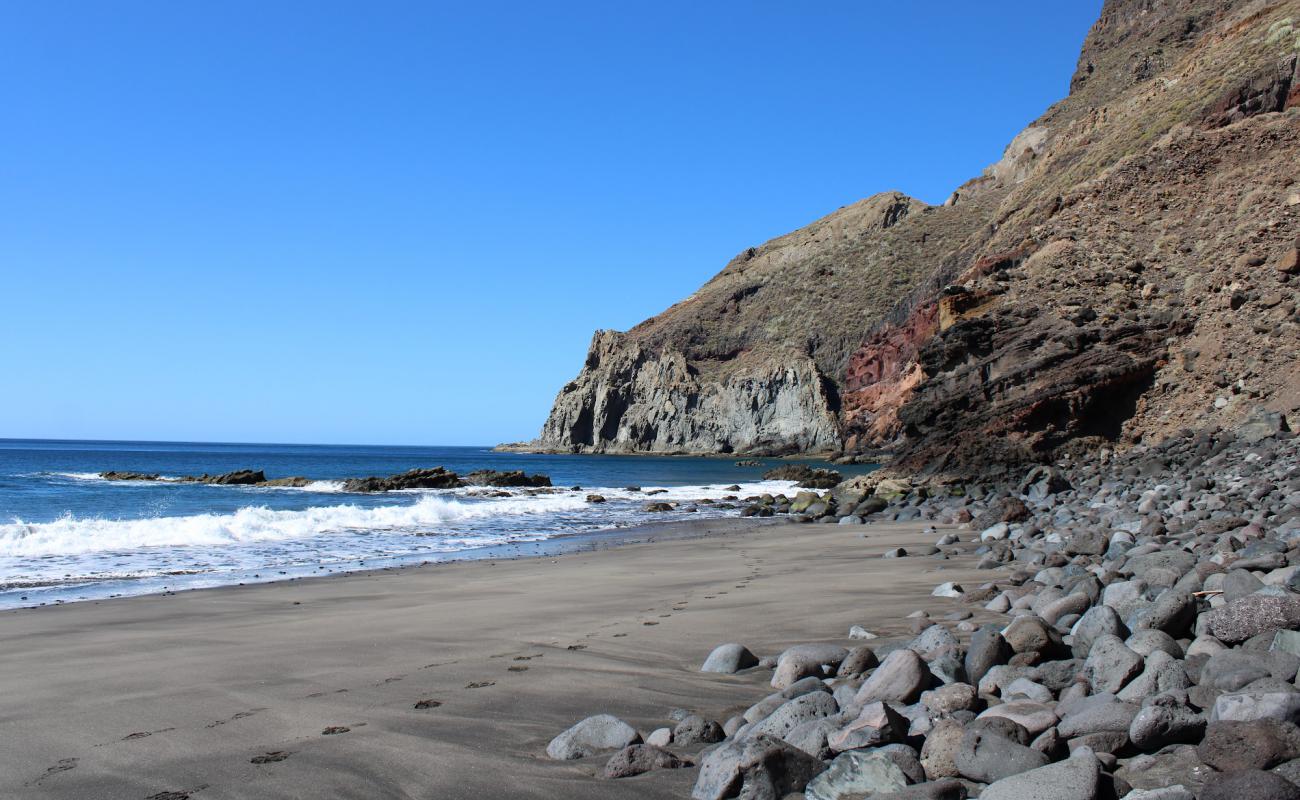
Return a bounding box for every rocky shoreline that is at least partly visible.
[99,466,555,492]
[539,420,1300,799]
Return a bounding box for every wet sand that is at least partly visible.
[0,517,990,799]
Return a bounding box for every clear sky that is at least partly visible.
[1,1,1103,446]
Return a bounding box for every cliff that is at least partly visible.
[520,0,1300,470]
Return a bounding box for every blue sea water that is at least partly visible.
[0,439,872,608]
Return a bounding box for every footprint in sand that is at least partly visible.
[322,726,350,735]
[414,699,443,709]
[250,751,291,764]
[32,758,77,785]
[123,728,175,741]
[146,789,206,800]
[206,709,267,729]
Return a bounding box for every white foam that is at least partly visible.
[302,480,346,493]
[0,492,591,559]
[50,472,107,481]
[582,479,796,501]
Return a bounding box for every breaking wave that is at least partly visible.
[0,492,592,559]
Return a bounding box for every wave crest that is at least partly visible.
[0,493,590,559]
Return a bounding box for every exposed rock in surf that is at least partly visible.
[100,471,162,481]
[463,469,552,488]
[762,465,842,489]
[341,467,463,493]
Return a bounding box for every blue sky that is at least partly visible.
[1,1,1102,445]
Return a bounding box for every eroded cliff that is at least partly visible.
[522,0,1300,470]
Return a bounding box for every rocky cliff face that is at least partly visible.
[523,0,1300,469]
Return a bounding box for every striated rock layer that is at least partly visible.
[520,0,1300,469]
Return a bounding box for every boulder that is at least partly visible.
[693,735,828,800]
[855,649,931,705]
[748,692,838,740]
[1204,594,1300,644]
[953,728,1049,783]
[1070,606,1128,659]
[547,714,642,760]
[804,750,910,800]
[1213,691,1300,725]
[978,701,1060,736]
[828,701,909,752]
[977,749,1102,800]
[1002,616,1062,657]
[1199,769,1300,800]
[1081,634,1143,693]
[603,744,689,778]
[1198,718,1300,772]
[965,627,1013,686]
[1129,698,1206,750]
[920,719,966,781]
[675,714,726,745]
[837,646,880,678]
[872,779,969,800]
[772,644,849,689]
[703,643,760,674]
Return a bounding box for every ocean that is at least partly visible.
[0,439,872,608]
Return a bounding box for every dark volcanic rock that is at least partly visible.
[463,469,551,488]
[100,471,161,481]
[603,744,689,779]
[692,734,827,800]
[1198,718,1300,772]
[1204,594,1300,644]
[762,465,842,489]
[342,467,463,493]
[1199,768,1300,800]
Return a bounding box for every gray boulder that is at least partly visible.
[702,643,759,673]
[772,643,849,689]
[829,701,909,752]
[1057,699,1139,739]
[872,779,968,799]
[1082,634,1144,693]
[1129,697,1206,750]
[977,749,1102,800]
[1071,606,1128,659]
[747,692,838,740]
[855,649,931,705]
[804,750,910,800]
[1213,691,1300,724]
[1116,650,1190,703]
[966,626,1013,686]
[603,744,690,778]
[675,714,726,745]
[692,734,828,800]
[547,714,642,760]
[1204,594,1300,644]
[1199,768,1300,800]
[953,729,1049,783]
[1198,718,1300,772]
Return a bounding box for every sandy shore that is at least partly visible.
[0,517,991,800]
